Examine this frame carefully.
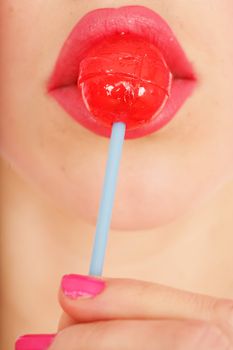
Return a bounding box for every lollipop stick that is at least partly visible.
[89,122,126,276]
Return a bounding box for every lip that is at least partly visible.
[47,6,196,139]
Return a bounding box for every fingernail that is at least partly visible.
[61,274,105,299]
[15,334,55,350]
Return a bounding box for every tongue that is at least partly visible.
[78,33,172,130]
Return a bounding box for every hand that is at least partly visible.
[48,274,233,349]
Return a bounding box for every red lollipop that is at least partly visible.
[78,33,172,130]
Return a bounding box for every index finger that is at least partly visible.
[58,274,233,333]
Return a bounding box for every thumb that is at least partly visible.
[57,274,233,335]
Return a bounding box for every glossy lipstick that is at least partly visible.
[48,6,196,139]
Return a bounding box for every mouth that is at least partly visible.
[47,5,197,139]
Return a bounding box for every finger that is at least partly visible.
[50,320,231,350]
[58,313,76,330]
[58,274,233,331]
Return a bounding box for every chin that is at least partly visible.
[68,185,195,232]
[109,198,188,231]
[73,195,187,231]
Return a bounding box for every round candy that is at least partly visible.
[78,33,172,130]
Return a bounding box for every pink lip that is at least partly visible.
[47,6,196,139]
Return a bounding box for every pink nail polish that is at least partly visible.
[15,334,55,350]
[61,274,105,299]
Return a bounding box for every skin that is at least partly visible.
[55,277,233,349]
[1,0,233,348]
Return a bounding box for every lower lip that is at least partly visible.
[48,6,197,139]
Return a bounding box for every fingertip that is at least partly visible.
[15,334,55,350]
[60,274,106,300]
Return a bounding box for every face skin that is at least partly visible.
[1,0,233,231]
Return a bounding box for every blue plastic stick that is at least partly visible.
[89,122,126,276]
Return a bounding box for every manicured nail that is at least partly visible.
[15,334,55,350]
[61,274,106,299]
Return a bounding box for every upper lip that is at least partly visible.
[48,5,197,139]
